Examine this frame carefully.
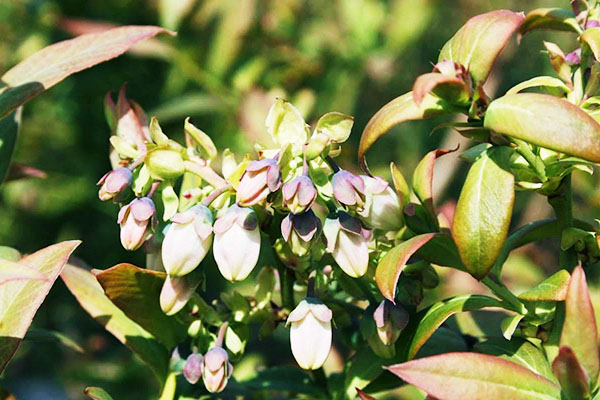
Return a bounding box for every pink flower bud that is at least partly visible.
[202,346,233,393]
[332,170,366,210]
[566,48,581,65]
[373,300,409,345]
[117,197,155,251]
[323,212,371,277]
[587,20,600,29]
[359,175,404,231]
[286,298,332,370]
[162,205,213,276]
[213,205,261,281]
[183,352,203,384]
[282,175,317,214]
[281,210,321,257]
[97,168,132,202]
[114,85,151,151]
[236,158,281,206]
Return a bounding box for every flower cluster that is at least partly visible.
[98,88,410,388]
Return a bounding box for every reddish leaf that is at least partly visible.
[438,10,524,84]
[0,25,174,118]
[413,73,471,106]
[375,233,436,303]
[560,266,599,384]
[484,93,600,163]
[356,388,376,400]
[552,346,590,400]
[412,148,457,220]
[358,92,451,172]
[387,352,561,400]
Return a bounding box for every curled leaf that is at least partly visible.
[412,73,471,107]
[519,8,581,36]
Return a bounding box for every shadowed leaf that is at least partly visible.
[413,148,457,220]
[552,346,590,400]
[0,109,20,185]
[24,328,84,353]
[438,10,524,84]
[84,386,115,400]
[375,233,436,303]
[415,233,466,272]
[61,264,169,381]
[406,295,502,360]
[0,241,80,373]
[452,147,514,280]
[560,266,599,384]
[387,352,560,400]
[484,93,600,162]
[412,73,471,106]
[519,8,580,36]
[0,25,174,118]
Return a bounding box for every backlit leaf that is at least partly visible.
[505,76,570,96]
[412,148,456,220]
[0,258,47,285]
[581,27,600,62]
[552,346,591,400]
[519,8,580,36]
[518,270,570,302]
[412,73,471,106]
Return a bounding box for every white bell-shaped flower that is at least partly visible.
[286,298,332,370]
[323,212,371,278]
[161,205,213,277]
[201,346,233,393]
[212,205,261,281]
[360,175,404,231]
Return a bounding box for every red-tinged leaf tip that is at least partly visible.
[551,346,591,400]
[375,233,436,303]
[356,388,377,400]
[412,73,471,107]
[386,352,560,400]
[561,265,599,384]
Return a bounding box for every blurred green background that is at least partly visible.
[2,0,598,398]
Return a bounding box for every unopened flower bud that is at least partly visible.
[183,352,203,384]
[281,210,321,257]
[118,197,155,250]
[236,158,281,206]
[213,205,261,281]
[587,20,600,29]
[373,300,409,345]
[332,170,366,210]
[145,147,185,180]
[97,168,132,202]
[286,298,332,370]
[566,48,581,65]
[359,176,404,231]
[202,346,233,393]
[323,212,371,277]
[162,205,213,277]
[282,175,317,214]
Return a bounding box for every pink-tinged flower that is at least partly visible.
[162,205,213,277]
[105,85,151,150]
[281,210,322,257]
[566,48,581,65]
[117,197,155,251]
[183,352,203,384]
[213,205,260,281]
[202,346,233,393]
[373,300,409,345]
[160,274,201,316]
[236,158,281,206]
[286,298,332,370]
[587,20,600,29]
[332,170,366,210]
[97,168,132,202]
[359,175,404,231]
[282,175,317,214]
[323,212,371,278]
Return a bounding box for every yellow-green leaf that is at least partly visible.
[519,8,581,36]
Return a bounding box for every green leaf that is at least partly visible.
[0,240,80,373]
[0,108,20,185]
[560,266,599,384]
[387,352,561,400]
[452,147,514,279]
[358,92,452,172]
[265,98,309,154]
[254,266,276,309]
[390,162,410,207]
[438,10,524,84]
[501,314,524,340]
[94,263,187,349]
[518,270,570,302]
[315,111,354,143]
[505,76,570,96]
[405,294,502,360]
[0,26,174,119]
[0,258,47,285]
[375,233,436,302]
[484,93,600,163]
[552,346,591,400]
[412,73,471,106]
[519,8,581,36]
[161,184,179,221]
[184,117,217,162]
[0,246,21,262]
[581,27,600,62]
[412,148,455,220]
[61,264,170,381]
[475,337,555,383]
[84,386,115,400]
[415,233,466,272]
[344,346,384,398]
[24,328,84,353]
[241,366,326,397]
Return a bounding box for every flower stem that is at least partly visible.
[277,261,295,311]
[481,276,527,314]
[184,160,228,188]
[216,321,229,347]
[201,184,232,206]
[547,175,578,271]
